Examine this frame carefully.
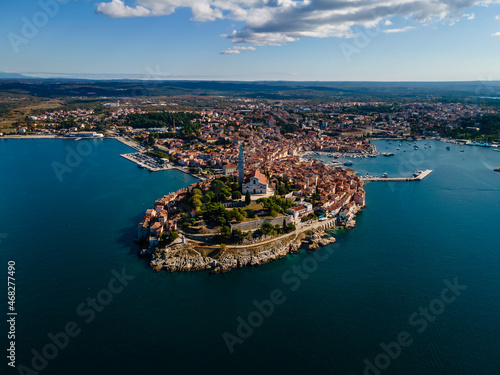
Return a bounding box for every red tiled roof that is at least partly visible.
[245,170,268,185]
[289,205,306,212]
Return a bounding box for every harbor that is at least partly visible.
[120,152,173,172]
[361,169,433,182]
[120,152,207,180]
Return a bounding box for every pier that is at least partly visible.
[120,153,207,180]
[362,169,433,182]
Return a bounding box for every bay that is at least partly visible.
[1,138,499,375]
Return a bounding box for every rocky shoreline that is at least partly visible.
[143,228,337,273]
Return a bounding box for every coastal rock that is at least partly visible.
[289,240,301,254]
[309,242,320,251]
[319,236,336,246]
[149,220,346,273]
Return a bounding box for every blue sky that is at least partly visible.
[1,0,500,81]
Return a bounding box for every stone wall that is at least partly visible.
[230,215,292,231]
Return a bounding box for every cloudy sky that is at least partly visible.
[2,0,500,80]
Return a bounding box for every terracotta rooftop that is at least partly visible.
[246,170,268,185]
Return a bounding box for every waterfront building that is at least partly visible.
[288,202,313,221]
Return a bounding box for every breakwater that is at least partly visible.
[361,169,433,182]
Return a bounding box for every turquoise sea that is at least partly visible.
[1,138,500,375]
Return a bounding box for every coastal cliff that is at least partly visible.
[147,229,337,273]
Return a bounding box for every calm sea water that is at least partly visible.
[1,138,499,375]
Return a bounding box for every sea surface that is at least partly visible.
[1,138,499,375]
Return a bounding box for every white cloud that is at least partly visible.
[496,15,500,20]
[220,46,256,54]
[464,13,475,20]
[96,0,500,45]
[383,26,415,34]
[492,32,500,36]
[96,0,152,17]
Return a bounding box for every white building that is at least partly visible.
[288,202,313,220]
[242,170,268,195]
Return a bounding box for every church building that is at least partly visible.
[242,170,268,195]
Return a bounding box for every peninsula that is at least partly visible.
[136,139,367,273]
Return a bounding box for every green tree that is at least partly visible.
[202,190,215,203]
[245,191,251,206]
[231,229,245,243]
[232,191,242,200]
[260,222,277,236]
[211,179,230,202]
[165,231,179,243]
[221,225,231,240]
[203,203,228,227]
[276,185,287,196]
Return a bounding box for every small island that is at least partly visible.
[136,144,365,273]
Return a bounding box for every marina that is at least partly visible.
[120,152,207,180]
[361,169,433,182]
[120,152,172,172]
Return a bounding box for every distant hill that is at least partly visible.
[0,78,499,100]
[0,72,29,79]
